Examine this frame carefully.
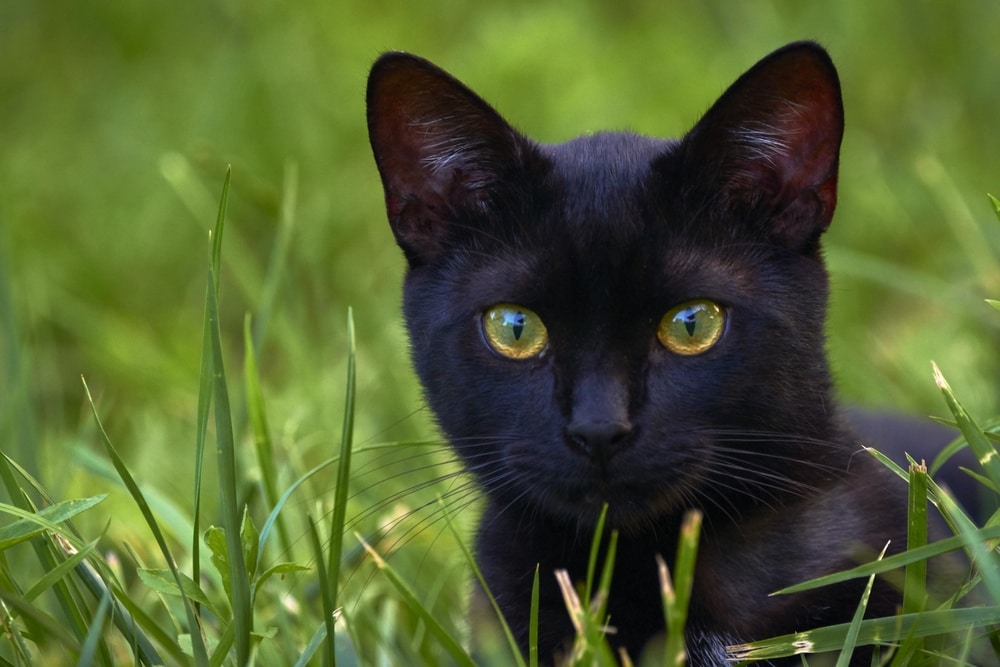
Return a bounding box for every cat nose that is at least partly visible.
[566,365,633,460]
[566,418,634,459]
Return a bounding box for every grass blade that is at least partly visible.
[0,497,107,552]
[191,275,212,595]
[81,377,210,666]
[0,591,34,662]
[583,504,609,604]
[23,538,98,602]
[257,456,336,554]
[294,621,330,667]
[325,308,358,651]
[834,542,885,667]
[936,477,1000,603]
[208,622,236,667]
[729,606,1000,662]
[555,514,619,666]
[243,313,290,557]
[904,462,929,616]
[894,460,931,664]
[210,167,230,284]
[660,509,702,666]
[530,564,540,667]
[207,259,252,664]
[256,441,411,553]
[439,497,527,667]
[0,589,82,652]
[775,523,1000,595]
[933,362,1000,490]
[69,556,169,667]
[75,586,112,667]
[305,514,336,667]
[594,529,618,631]
[191,168,232,615]
[361,536,476,667]
[0,497,106,549]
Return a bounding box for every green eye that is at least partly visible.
[657,300,725,355]
[483,304,548,359]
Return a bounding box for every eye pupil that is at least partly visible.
[510,313,525,340]
[683,314,696,336]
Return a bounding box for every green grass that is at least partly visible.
[1,177,998,666]
[2,2,1000,665]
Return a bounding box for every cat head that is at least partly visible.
[367,42,846,531]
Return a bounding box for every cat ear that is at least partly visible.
[681,42,844,251]
[367,52,528,266]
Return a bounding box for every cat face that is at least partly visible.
[367,42,845,531]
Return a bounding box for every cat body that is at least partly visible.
[367,43,916,664]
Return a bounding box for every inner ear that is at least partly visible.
[366,52,530,266]
[681,42,844,251]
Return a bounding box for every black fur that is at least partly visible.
[366,42,944,665]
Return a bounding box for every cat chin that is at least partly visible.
[530,481,696,536]
[491,451,708,534]
[558,505,687,539]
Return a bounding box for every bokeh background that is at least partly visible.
[1,1,998,661]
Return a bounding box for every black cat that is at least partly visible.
[366,42,948,665]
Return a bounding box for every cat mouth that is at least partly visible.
[564,483,611,508]
[551,476,690,530]
[506,446,703,528]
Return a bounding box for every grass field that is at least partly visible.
[1,2,999,665]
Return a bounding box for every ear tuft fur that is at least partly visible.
[681,42,844,252]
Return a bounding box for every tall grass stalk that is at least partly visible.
[189,168,233,642]
[83,376,199,665]
[325,308,357,645]
[205,178,253,664]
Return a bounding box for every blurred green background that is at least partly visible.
[0,0,998,657]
